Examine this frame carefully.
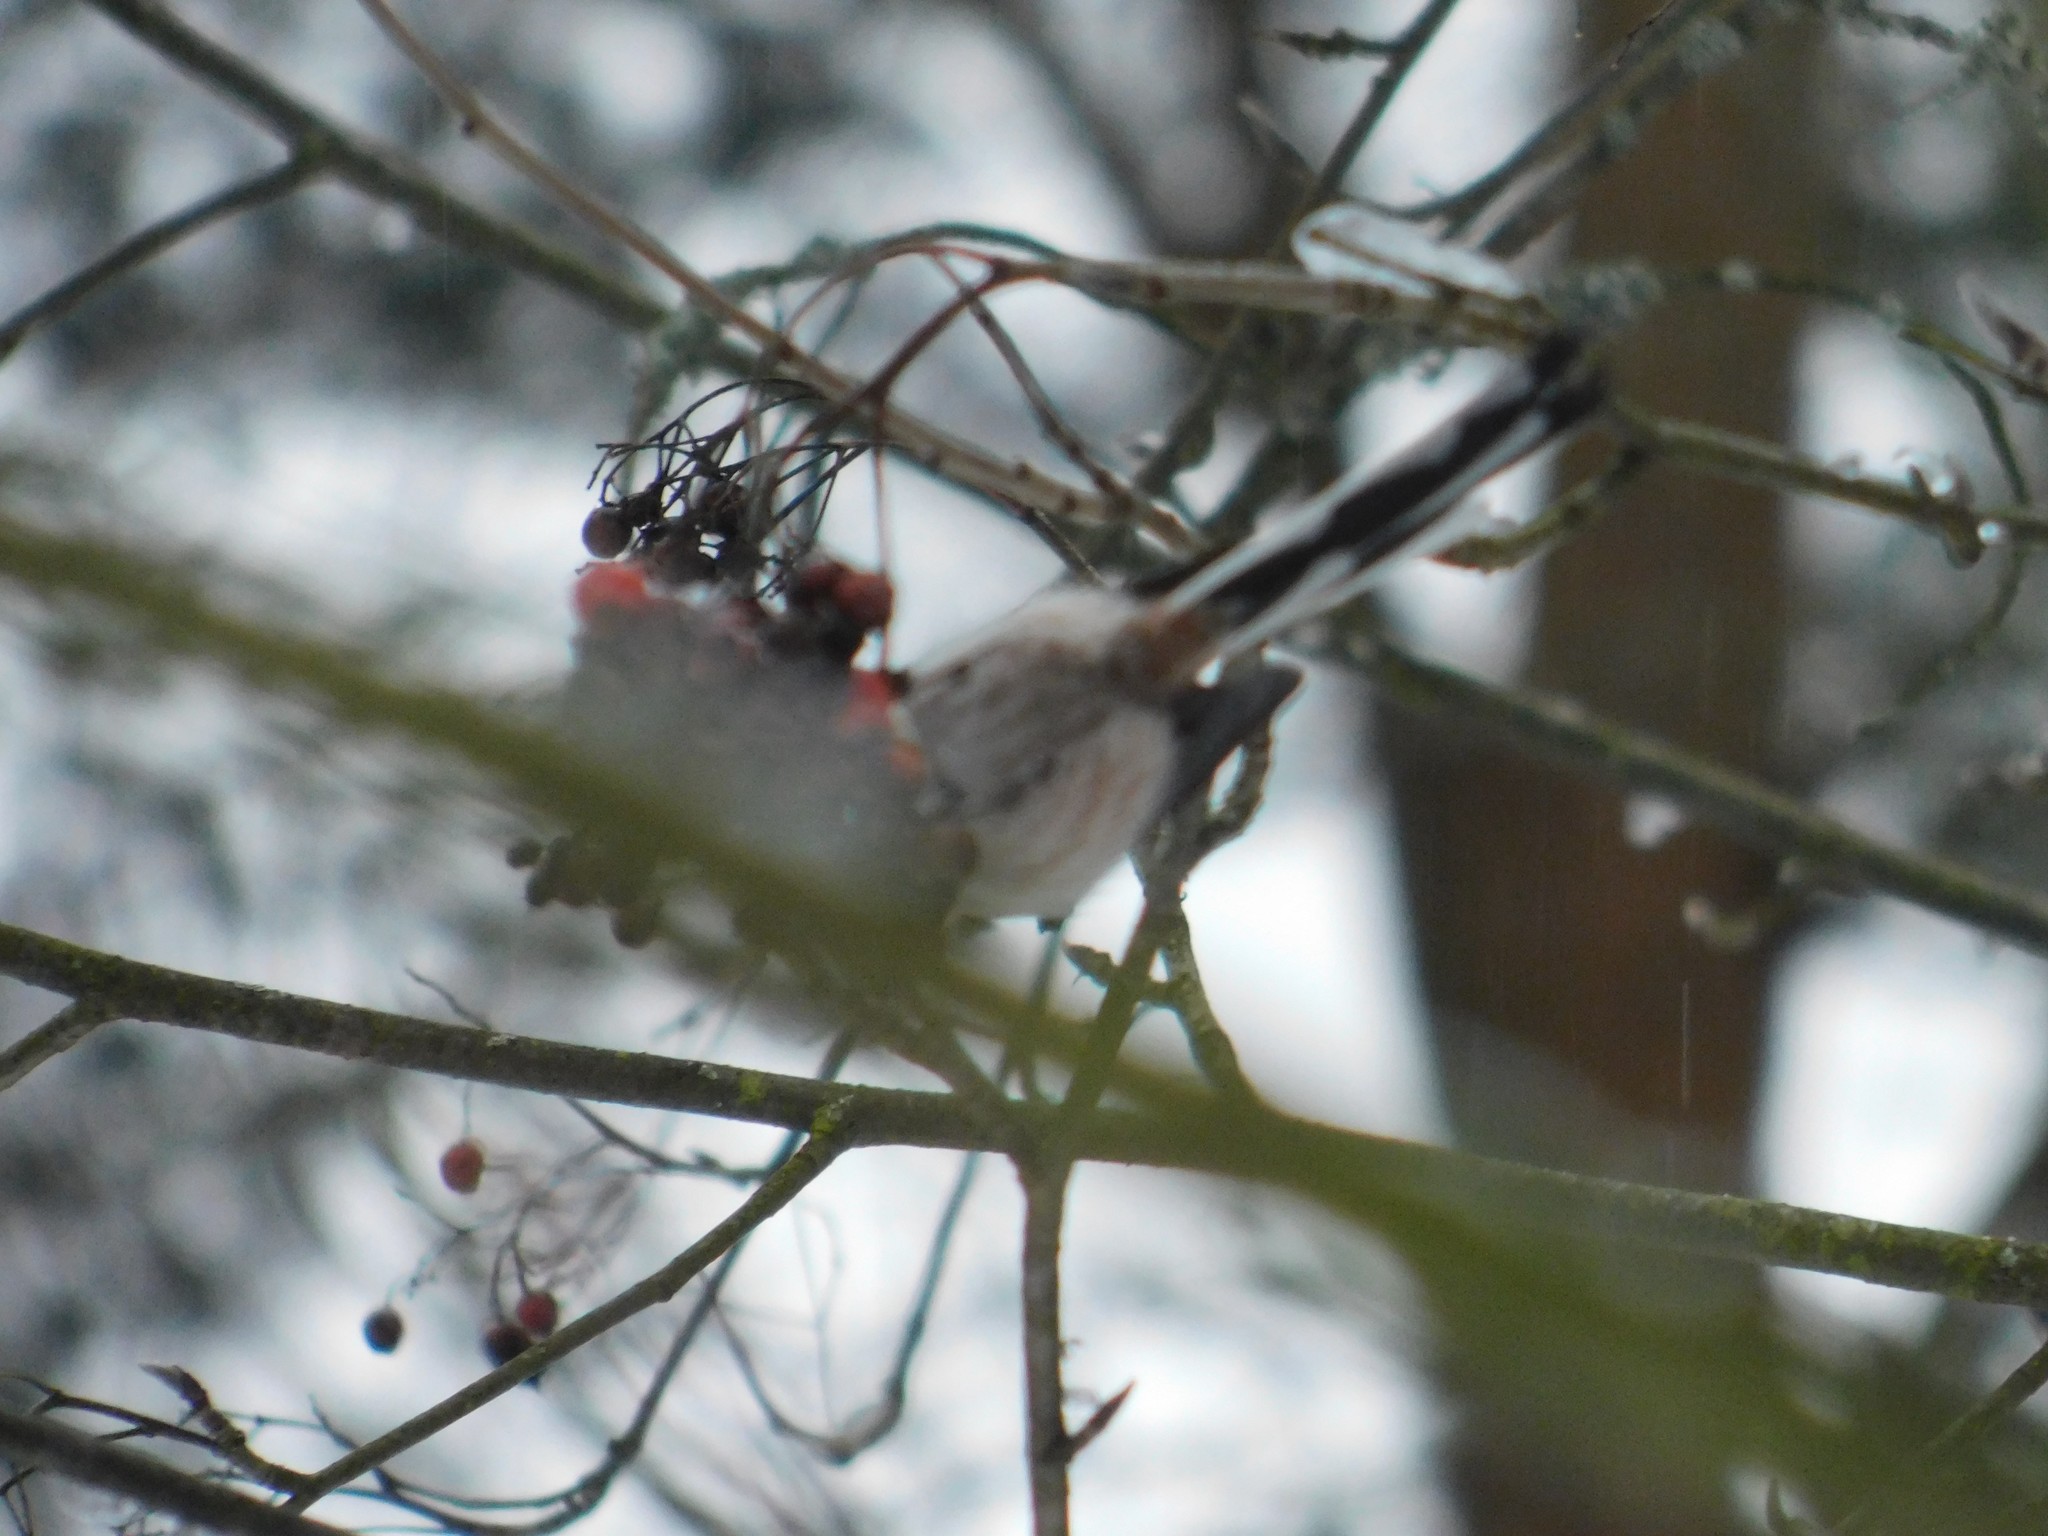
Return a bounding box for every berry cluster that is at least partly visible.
[512,379,967,940]
[579,379,869,596]
[361,1136,572,1376]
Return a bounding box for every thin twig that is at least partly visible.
[1335,626,2048,955]
[0,1000,116,1094]
[1018,1160,1071,1536]
[943,264,1159,542]
[719,1149,981,1462]
[284,1127,845,1512]
[137,1366,313,1499]
[1437,442,1650,572]
[0,154,321,364]
[1155,913,1251,1100]
[0,1408,344,1536]
[79,0,1168,541]
[1408,0,1772,244]
[1618,404,2028,557]
[1061,900,1175,1121]
[1135,0,1469,497]
[1832,1333,2048,1534]
[1851,546,2029,746]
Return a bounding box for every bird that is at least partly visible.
[901,329,1604,920]
[555,327,1602,935]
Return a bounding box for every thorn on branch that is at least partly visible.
[1055,1381,1133,1464]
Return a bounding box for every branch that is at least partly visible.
[0,1408,344,1536]
[285,1127,844,1512]
[1619,405,2028,559]
[1018,1161,1071,1536]
[10,919,2048,1309]
[1135,0,1471,496]
[1039,252,1544,344]
[0,1000,115,1094]
[1341,629,2048,956]
[1437,441,1649,571]
[0,154,322,364]
[1417,0,1795,250]
[79,0,662,329]
[79,0,1174,543]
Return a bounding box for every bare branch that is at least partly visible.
[0,154,321,365]
[79,0,664,329]
[285,1127,845,1512]
[7,915,2048,1308]
[1417,0,1795,251]
[1018,1161,1070,1536]
[0,1408,344,1536]
[78,0,1179,543]
[0,1000,115,1094]
[1136,0,1472,496]
[1619,405,2023,557]
[1337,627,2048,955]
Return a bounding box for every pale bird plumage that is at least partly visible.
[902,284,1603,919]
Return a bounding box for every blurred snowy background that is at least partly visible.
[7,0,2048,1532]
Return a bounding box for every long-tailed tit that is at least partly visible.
[904,331,1603,919]
[547,244,1602,934]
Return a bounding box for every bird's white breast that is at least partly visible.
[902,585,1178,919]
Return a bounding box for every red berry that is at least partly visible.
[580,507,633,559]
[439,1139,485,1194]
[362,1307,404,1353]
[482,1321,533,1368]
[570,562,657,623]
[513,1290,560,1337]
[829,570,894,632]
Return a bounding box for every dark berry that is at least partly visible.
[482,1321,534,1368]
[581,507,633,559]
[362,1307,404,1353]
[616,484,665,527]
[645,532,717,586]
[611,901,660,949]
[692,479,745,534]
[513,1291,560,1337]
[439,1139,485,1194]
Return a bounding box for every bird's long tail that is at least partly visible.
[1158,333,1605,652]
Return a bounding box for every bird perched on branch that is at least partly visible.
[903,330,1603,919]
[547,213,1605,935]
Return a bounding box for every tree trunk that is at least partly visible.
[1379,8,1822,1532]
